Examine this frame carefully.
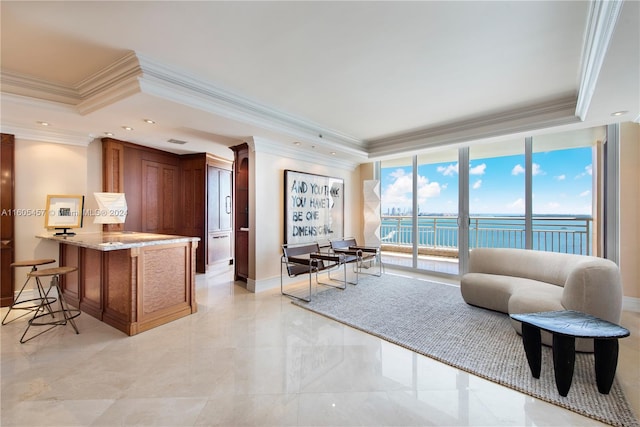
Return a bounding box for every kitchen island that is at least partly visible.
[37,232,199,335]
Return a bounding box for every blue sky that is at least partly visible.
[381,146,593,215]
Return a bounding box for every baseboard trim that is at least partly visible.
[623,296,640,313]
[249,275,297,293]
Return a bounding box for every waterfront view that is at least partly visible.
[379,134,600,275]
[381,215,593,256]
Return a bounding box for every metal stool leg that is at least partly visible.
[52,275,79,334]
[20,272,80,344]
[2,265,56,325]
[20,280,61,343]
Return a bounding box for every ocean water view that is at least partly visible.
[381,214,593,256]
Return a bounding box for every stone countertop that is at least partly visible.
[37,231,200,251]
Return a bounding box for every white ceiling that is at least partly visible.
[1,1,638,165]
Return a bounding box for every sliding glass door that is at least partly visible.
[468,139,526,251]
[378,126,605,277]
[416,149,459,274]
[531,127,604,255]
[380,149,459,275]
[380,157,415,268]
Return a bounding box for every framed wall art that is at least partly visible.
[44,194,84,235]
[284,170,344,245]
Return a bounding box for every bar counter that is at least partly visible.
[37,232,199,335]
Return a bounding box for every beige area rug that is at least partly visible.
[292,273,639,427]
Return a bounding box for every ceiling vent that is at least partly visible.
[167,138,188,145]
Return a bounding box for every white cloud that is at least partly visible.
[507,198,525,212]
[417,175,441,201]
[579,190,591,197]
[472,179,482,190]
[390,169,407,179]
[511,164,525,175]
[469,163,486,175]
[555,174,566,181]
[532,163,545,176]
[511,163,544,176]
[575,164,593,179]
[547,202,560,209]
[382,172,441,209]
[437,163,458,176]
[383,172,412,204]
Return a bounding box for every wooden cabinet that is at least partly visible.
[55,234,198,336]
[102,140,233,273]
[142,160,179,234]
[102,139,125,232]
[180,154,233,271]
[180,155,206,271]
[231,143,249,281]
[1,134,15,307]
[103,138,181,235]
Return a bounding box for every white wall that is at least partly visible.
[13,138,102,280]
[619,122,639,300]
[248,142,362,292]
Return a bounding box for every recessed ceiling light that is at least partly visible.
[143,119,156,124]
[122,126,134,131]
[611,110,628,116]
[330,152,336,155]
[37,121,50,126]
[293,141,301,146]
[104,132,114,136]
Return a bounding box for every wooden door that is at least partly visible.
[181,156,206,272]
[142,160,179,234]
[1,134,15,306]
[231,143,249,281]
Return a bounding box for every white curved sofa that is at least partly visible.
[460,248,623,352]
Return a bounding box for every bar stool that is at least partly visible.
[2,259,57,325]
[20,266,81,343]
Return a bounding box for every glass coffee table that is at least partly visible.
[510,310,630,397]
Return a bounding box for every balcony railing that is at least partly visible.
[380,215,592,256]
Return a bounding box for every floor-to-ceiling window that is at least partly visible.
[380,157,415,268]
[415,149,459,274]
[531,127,603,256]
[380,150,460,274]
[378,126,605,276]
[468,139,526,251]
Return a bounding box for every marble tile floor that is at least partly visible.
[1,267,638,426]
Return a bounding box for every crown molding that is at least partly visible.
[134,53,368,158]
[365,96,580,158]
[0,70,81,105]
[76,78,143,116]
[1,51,368,158]
[575,0,624,121]
[0,121,95,146]
[75,51,144,115]
[76,51,142,98]
[0,93,96,145]
[249,136,360,171]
